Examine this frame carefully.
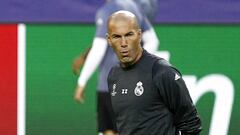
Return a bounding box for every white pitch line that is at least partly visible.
[18,23,26,135]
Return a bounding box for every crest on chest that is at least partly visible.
[134,81,144,96]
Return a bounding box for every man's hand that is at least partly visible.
[72,48,90,75]
[74,85,85,103]
[72,55,86,75]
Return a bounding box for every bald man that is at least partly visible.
[107,11,202,135]
[74,0,159,135]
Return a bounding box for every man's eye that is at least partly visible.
[112,35,120,39]
[126,32,134,37]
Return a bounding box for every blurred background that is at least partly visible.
[0,0,240,135]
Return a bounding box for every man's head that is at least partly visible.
[106,10,143,67]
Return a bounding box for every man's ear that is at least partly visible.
[106,33,112,46]
[138,29,142,43]
[138,29,142,36]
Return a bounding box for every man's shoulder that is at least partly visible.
[98,1,120,13]
[152,58,182,78]
[153,58,172,68]
[96,2,115,16]
[108,64,121,76]
[107,65,121,83]
[143,50,164,65]
[96,6,110,19]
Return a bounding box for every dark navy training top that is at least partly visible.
[108,49,202,135]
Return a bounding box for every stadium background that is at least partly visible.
[0,0,240,135]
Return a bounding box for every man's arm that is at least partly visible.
[72,47,91,75]
[163,68,202,134]
[153,61,202,134]
[74,37,108,103]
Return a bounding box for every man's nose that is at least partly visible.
[120,37,127,48]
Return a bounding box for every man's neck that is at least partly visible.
[121,47,143,68]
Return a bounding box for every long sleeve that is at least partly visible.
[153,60,202,135]
[77,37,108,87]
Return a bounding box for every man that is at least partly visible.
[107,11,202,135]
[72,0,159,75]
[73,0,159,135]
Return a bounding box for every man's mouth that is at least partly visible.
[121,50,129,56]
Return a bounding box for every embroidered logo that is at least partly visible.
[134,81,144,96]
[175,73,181,80]
[111,84,117,96]
[121,89,128,94]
